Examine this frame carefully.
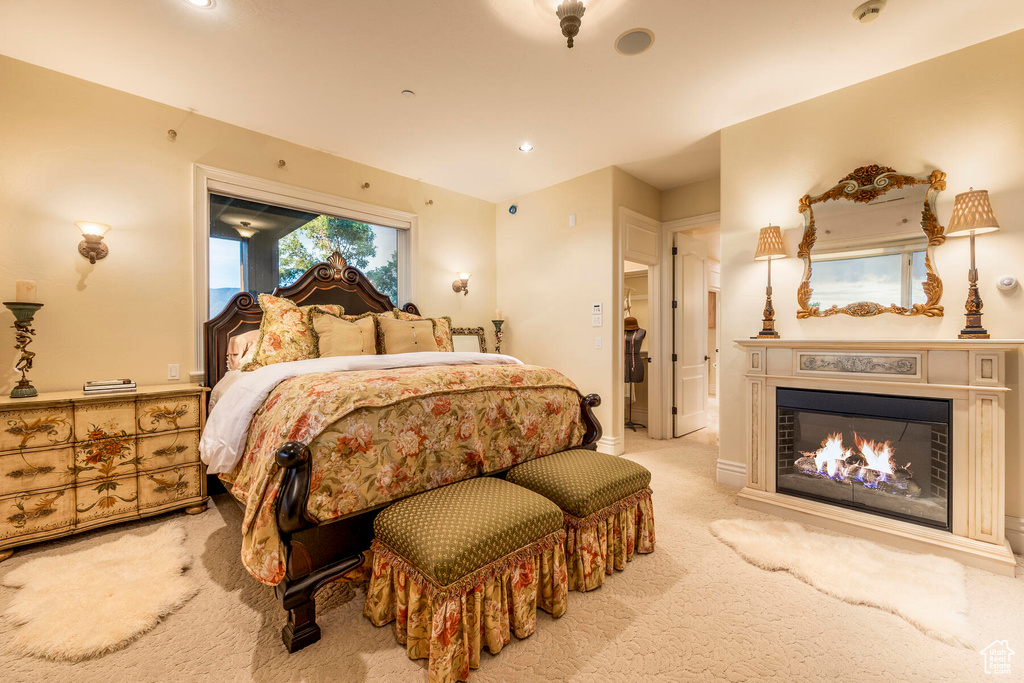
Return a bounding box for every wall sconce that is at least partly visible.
[452,272,471,296]
[75,221,111,264]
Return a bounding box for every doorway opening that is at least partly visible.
[624,261,651,432]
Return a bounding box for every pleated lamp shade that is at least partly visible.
[754,225,787,261]
[946,189,1000,237]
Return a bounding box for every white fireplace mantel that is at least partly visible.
[734,338,1022,575]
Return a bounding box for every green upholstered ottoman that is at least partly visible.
[507,449,655,592]
[363,477,568,683]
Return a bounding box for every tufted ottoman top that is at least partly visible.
[507,449,651,519]
[373,477,563,589]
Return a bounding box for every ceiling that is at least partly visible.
[1,1,1022,202]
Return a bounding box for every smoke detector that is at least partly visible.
[853,0,886,23]
[851,0,884,23]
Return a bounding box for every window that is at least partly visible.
[808,242,927,311]
[208,193,403,316]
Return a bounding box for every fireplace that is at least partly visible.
[776,388,952,530]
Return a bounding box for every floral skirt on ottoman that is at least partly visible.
[507,449,656,592]
[363,477,568,683]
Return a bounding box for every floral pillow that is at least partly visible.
[241,295,344,371]
[393,309,454,352]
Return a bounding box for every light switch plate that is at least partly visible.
[569,214,577,227]
[595,336,602,349]
[592,314,603,327]
[167,363,180,381]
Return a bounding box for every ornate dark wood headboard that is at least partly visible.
[203,251,419,388]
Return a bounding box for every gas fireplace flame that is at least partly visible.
[799,433,911,483]
[795,432,921,497]
[853,433,895,477]
[812,433,852,478]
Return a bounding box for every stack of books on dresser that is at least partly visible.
[83,379,137,395]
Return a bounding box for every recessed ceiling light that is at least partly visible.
[615,29,655,56]
[401,89,416,98]
[853,0,886,23]
[184,0,215,8]
[519,143,534,152]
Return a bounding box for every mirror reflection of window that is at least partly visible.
[810,245,927,310]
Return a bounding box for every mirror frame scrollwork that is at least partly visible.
[797,165,947,318]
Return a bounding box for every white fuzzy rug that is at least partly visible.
[1,522,197,661]
[711,518,973,648]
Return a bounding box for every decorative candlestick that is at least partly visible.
[492,319,504,355]
[3,302,43,398]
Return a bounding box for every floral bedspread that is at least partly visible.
[223,364,586,585]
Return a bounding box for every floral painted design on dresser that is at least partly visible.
[8,490,66,530]
[72,427,138,480]
[137,397,199,433]
[2,413,72,449]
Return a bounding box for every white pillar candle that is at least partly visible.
[495,309,502,320]
[15,280,36,302]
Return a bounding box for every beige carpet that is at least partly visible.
[2,429,1023,682]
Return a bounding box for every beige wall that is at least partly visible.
[719,31,1024,516]
[0,56,497,392]
[495,167,616,440]
[662,177,721,222]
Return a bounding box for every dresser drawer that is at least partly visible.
[136,396,201,434]
[75,474,138,524]
[138,430,200,470]
[74,399,137,442]
[0,406,74,451]
[74,437,138,482]
[0,486,75,541]
[139,465,202,511]
[0,446,74,496]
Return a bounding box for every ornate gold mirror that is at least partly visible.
[797,165,947,318]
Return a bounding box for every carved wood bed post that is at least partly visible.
[580,394,602,449]
[274,441,364,653]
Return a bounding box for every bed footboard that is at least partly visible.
[274,442,365,653]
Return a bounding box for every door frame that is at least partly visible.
[659,212,721,439]
[617,208,663,442]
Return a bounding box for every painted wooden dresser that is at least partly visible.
[0,384,209,561]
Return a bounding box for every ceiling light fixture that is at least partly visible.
[184,0,215,7]
[518,143,534,152]
[852,0,886,23]
[556,0,586,49]
[401,89,416,98]
[235,221,257,239]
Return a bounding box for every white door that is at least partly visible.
[673,233,708,437]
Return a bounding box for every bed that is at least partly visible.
[201,252,602,652]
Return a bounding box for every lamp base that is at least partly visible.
[959,313,990,339]
[10,380,37,399]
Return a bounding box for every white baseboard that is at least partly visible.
[716,459,746,488]
[597,436,624,456]
[1005,516,1024,555]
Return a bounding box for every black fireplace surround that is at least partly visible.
[776,388,953,531]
